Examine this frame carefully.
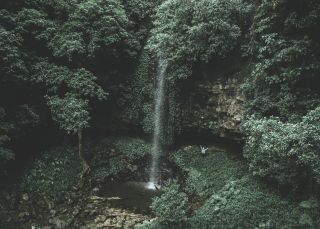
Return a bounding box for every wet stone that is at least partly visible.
[22,193,29,201]
[18,212,30,222]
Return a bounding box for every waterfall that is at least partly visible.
[147,59,167,189]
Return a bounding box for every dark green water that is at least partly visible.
[100,181,160,214]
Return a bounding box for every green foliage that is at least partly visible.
[151,180,190,227]
[191,176,319,229]
[25,0,77,17]
[120,50,188,144]
[128,0,254,144]
[148,0,251,80]
[0,21,26,81]
[122,0,162,48]
[135,221,165,229]
[48,0,131,59]
[171,146,246,197]
[14,8,53,39]
[124,0,161,23]
[0,104,40,176]
[242,107,320,187]
[0,148,14,165]
[146,146,320,229]
[112,137,151,158]
[120,49,154,128]
[163,83,186,144]
[31,60,106,134]
[32,61,106,99]
[90,137,151,179]
[243,0,320,120]
[47,95,90,134]
[21,148,81,199]
[0,9,41,175]
[2,1,320,228]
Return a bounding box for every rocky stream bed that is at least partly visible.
[1,188,154,229]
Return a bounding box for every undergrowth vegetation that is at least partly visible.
[171,146,246,197]
[191,177,319,229]
[21,148,82,200]
[90,137,151,180]
[21,137,151,200]
[151,180,190,228]
[242,106,320,190]
[139,146,320,229]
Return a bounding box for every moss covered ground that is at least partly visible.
[137,144,320,228]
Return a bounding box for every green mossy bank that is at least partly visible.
[138,146,320,229]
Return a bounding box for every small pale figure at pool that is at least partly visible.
[200,145,208,155]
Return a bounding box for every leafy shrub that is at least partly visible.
[0,22,27,81]
[151,180,190,227]
[90,137,151,179]
[242,107,320,188]
[242,118,306,186]
[21,148,81,200]
[191,177,319,229]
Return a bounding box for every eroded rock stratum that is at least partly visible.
[186,78,244,140]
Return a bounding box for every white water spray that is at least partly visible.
[146,59,167,189]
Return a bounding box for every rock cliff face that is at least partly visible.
[185,78,244,140]
[116,59,245,142]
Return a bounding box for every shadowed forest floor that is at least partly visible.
[1,137,319,228]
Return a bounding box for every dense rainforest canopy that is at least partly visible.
[1,0,320,228]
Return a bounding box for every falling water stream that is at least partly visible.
[147,59,167,189]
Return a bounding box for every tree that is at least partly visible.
[241,107,320,189]
[243,0,320,120]
[147,0,249,80]
[47,95,90,173]
[31,61,107,174]
[0,10,38,176]
[47,0,132,60]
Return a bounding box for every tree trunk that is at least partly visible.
[78,129,89,176]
